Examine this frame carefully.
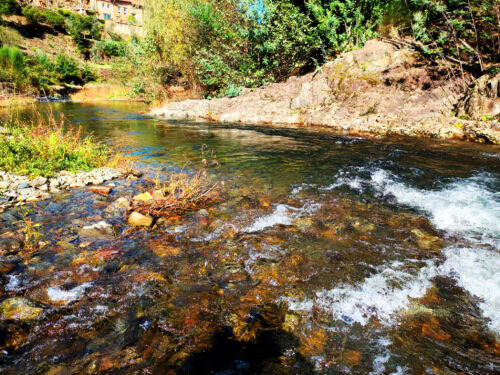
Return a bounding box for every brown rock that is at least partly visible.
[457,73,500,120]
[151,39,500,144]
[89,186,112,196]
[128,212,153,227]
[0,297,44,321]
[152,244,180,257]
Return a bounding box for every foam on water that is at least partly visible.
[323,167,500,333]
[370,170,500,237]
[369,338,392,375]
[329,168,500,238]
[284,261,438,326]
[47,282,92,304]
[319,261,438,326]
[439,247,500,333]
[244,204,295,233]
[5,275,21,291]
[244,202,321,233]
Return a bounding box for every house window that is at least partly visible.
[118,6,121,13]
[101,3,104,7]
[124,8,127,14]
[107,4,110,8]
[104,13,111,19]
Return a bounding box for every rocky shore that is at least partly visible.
[0,168,130,212]
[151,39,500,144]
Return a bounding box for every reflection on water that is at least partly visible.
[1,102,500,374]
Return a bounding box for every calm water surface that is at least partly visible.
[1,102,499,374]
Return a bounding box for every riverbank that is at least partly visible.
[151,39,500,145]
[0,110,135,213]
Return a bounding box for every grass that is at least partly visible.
[0,25,22,47]
[19,206,43,252]
[0,111,110,177]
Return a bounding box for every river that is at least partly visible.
[1,102,499,374]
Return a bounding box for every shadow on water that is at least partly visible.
[162,303,317,375]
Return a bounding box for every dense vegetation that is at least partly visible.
[0,44,96,93]
[0,113,108,177]
[0,6,100,94]
[144,0,499,97]
[0,1,498,99]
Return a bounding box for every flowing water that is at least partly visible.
[1,102,500,374]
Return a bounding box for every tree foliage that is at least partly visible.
[0,0,17,16]
[22,6,66,30]
[401,0,499,70]
[66,13,102,57]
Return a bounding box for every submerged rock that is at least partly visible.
[78,221,114,239]
[411,229,440,251]
[0,297,44,321]
[112,197,130,209]
[89,186,112,196]
[128,212,153,227]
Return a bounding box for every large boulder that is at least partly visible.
[151,39,500,144]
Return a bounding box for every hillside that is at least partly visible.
[0,9,141,105]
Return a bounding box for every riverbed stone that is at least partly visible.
[89,186,112,196]
[0,297,44,321]
[17,182,29,190]
[128,212,153,227]
[411,229,440,251]
[112,197,130,209]
[29,177,48,188]
[78,221,114,239]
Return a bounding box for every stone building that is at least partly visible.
[29,0,145,36]
[94,0,144,36]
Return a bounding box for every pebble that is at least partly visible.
[78,221,114,239]
[0,168,127,210]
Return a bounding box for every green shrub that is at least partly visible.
[28,51,58,90]
[66,13,102,57]
[55,54,82,84]
[305,0,386,54]
[22,6,66,29]
[91,40,127,61]
[0,46,28,90]
[225,83,242,98]
[0,0,17,16]
[0,45,25,73]
[400,0,499,68]
[57,9,73,17]
[81,63,97,82]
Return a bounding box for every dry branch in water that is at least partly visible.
[130,170,221,218]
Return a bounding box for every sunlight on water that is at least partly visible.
[1,102,500,374]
